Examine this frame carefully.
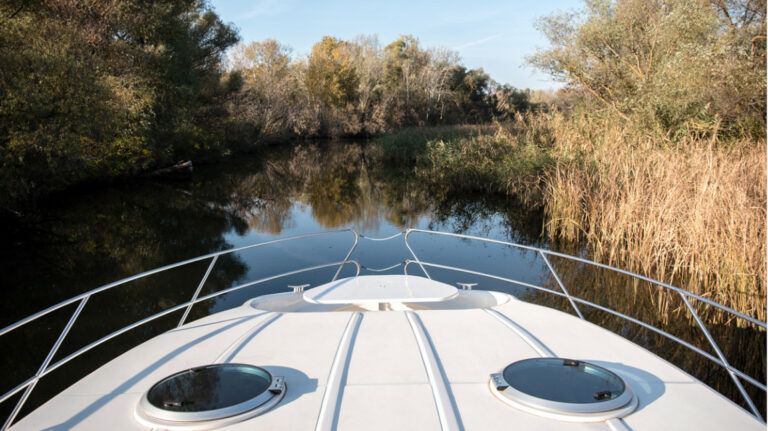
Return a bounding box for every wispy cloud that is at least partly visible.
[242,0,292,20]
[453,34,504,50]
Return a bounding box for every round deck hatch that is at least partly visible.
[136,364,285,429]
[490,358,637,422]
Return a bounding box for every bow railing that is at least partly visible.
[0,228,765,429]
[0,230,361,431]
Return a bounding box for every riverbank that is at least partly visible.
[371,115,767,321]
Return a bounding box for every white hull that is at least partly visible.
[11,275,762,430]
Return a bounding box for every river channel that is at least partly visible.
[0,142,764,420]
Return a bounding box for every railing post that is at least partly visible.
[404,230,431,279]
[178,255,218,328]
[332,231,359,281]
[539,251,584,320]
[678,292,763,421]
[2,297,89,431]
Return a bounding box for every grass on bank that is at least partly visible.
[373,121,552,200]
[373,114,766,321]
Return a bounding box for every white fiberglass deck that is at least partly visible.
[10,275,762,431]
[304,275,458,304]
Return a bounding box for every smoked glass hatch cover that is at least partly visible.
[491,358,636,417]
[504,358,624,403]
[137,364,285,426]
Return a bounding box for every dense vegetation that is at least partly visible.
[0,1,533,208]
[370,0,766,319]
[0,0,247,207]
[533,0,767,320]
[226,34,533,140]
[0,0,764,317]
[529,0,766,137]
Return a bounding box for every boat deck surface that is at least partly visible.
[11,276,762,430]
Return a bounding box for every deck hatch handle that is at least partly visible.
[491,373,509,391]
[269,376,285,394]
[594,390,613,400]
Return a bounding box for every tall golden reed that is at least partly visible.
[541,114,766,321]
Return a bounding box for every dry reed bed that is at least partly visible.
[542,115,766,322]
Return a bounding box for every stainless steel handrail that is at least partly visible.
[402,228,766,421]
[404,229,766,328]
[359,262,405,273]
[0,230,357,338]
[0,230,359,431]
[400,260,766,391]
[0,228,765,427]
[0,258,363,425]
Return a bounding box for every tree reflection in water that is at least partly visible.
[0,142,763,421]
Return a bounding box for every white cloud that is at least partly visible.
[453,34,504,50]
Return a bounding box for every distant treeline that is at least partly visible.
[1,0,765,210]
[0,1,535,208]
[226,35,535,140]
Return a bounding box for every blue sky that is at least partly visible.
[210,0,583,90]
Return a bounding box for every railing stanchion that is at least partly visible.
[539,251,584,320]
[0,229,358,339]
[178,255,219,328]
[404,229,764,328]
[332,231,359,281]
[678,292,763,421]
[404,229,431,279]
[2,297,89,431]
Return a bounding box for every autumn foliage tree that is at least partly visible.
[227,34,529,138]
[229,40,294,139]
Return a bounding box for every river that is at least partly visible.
[0,142,764,420]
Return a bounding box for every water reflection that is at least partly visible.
[0,141,763,421]
[536,253,766,417]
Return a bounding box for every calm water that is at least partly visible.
[0,142,764,421]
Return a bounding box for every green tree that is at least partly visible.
[489,84,534,119]
[0,0,239,208]
[447,67,491,123]
[146,3,240,160]
[529,0,766,136]
[304,36,359,135]
[384,35,428,123]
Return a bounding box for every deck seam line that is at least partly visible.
[405,311,463,431]
[484,308,555,357]
[606,417,632,431]
[214,312,282,363]
[314,312,362,431]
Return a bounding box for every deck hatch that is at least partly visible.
[490,358,637,422]
[136,364,285,428]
